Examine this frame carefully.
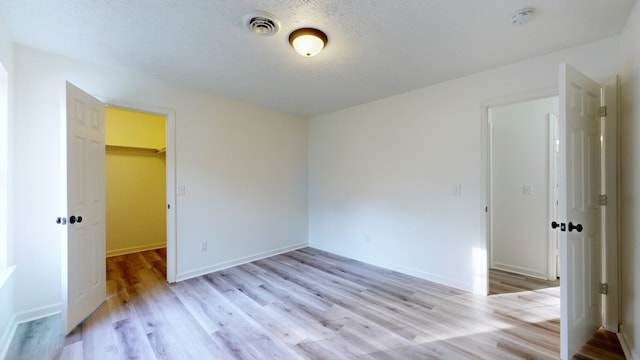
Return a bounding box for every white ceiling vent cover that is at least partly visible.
[245,11,280,36]
[511,7,536,25]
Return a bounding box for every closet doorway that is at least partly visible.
[105,106,170,273]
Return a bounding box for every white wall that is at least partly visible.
[1,7,637,358]
[308,37,620,294]
[105,148,167,256]
[0,9,14,357]
[619,1,640,358]
[12,45,308,315]
[490,97,558,279]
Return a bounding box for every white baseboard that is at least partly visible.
[0,303,61,359]
[106,243,166,257]
[175,242,307,282]
[308,243,475,294]
[491,261,549,280]
[0,267,16,359]
[0,313,17,360]
[14,303,61,325]
[619,328,639,360]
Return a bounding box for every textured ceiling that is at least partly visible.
[0,0,636,117]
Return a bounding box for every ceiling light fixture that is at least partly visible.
[289,28,327,57]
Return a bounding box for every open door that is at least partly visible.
[61,82,106,334]
[558,64,602,359]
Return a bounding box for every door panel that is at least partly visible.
[62,82,106,334]
[559,63,602,359]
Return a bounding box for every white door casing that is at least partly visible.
[487,97,558,281]
[600,76,619,332]
[558,63,602,359]
[62,82,106,334]
[548,112,560,281]
[101,100,177,283]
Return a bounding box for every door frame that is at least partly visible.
[481,82,619,329]
[548,112,560,280]
[99,98,177,283]
[482,87,557,288]
[600,76,619,332]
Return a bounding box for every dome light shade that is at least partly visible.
[289,28,327,57]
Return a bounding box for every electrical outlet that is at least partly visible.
[453,184,462,196]
[200,241,207,252]
[523,184,533,196]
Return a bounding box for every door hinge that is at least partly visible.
[599,194,608,206]
[600,282,609,295]
[600,106,607,117]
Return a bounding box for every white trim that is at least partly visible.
[0,265,15,358]
[98,98,177,283]
[164,107,177,284]
[0,313,16,360]
[176,243,308,282]
[482,87,558,296]
[106,244,166,258]
[0,62,8,272]
[548,113,559,281]
[481,104,491,295]
[14,303,61,324]
[618,329,639,360]
[600,76,620,332]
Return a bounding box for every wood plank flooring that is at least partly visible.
[5,248,625,359]
[489,268,560,295]
[489,269,625,359]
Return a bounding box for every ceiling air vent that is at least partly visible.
[245,11,280,36]
[510,7,536,25]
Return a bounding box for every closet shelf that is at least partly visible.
[106,144,166,155]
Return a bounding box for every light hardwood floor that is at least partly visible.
[5,248,625,359]
[489,268,560,295]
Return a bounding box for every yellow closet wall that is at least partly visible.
[105,107,166,256]
[106,107,166,149]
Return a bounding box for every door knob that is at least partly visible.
[77,216,83,223]
[568,222,583,232]
[551,221,566,231]
[69,215,76,224]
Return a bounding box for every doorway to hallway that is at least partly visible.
[488,96,560,282]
